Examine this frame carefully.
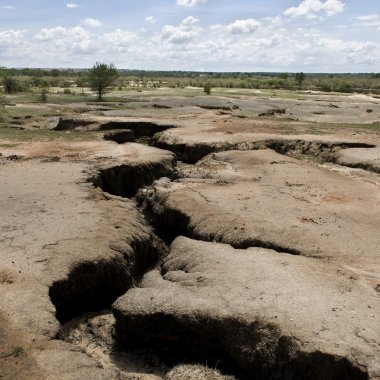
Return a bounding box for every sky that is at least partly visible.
[0,0,379,72]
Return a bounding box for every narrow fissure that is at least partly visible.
[152,135,376,169]
[99,121,177,137]
[52,117,377,173]
[93,161,176,198]
[49,258,131,324]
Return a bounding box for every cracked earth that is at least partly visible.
[0,93,379,379]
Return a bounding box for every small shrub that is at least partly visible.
[320,81,333,92]
[3,76,18,94]
[335,81,353,93]
[39,85,49,102]
[0,93,6,122]
[12,346,25,357]
[204,82,212,95]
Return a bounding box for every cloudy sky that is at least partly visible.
[0,0,379,72]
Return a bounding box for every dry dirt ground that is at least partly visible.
[0,92,379,379]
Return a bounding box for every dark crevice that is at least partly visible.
[113,312,245,379]
[49,258,131,324]
[49,218,168,324]
[104,130,135,144]
[99,121,176,137]
[92,160,176,198]
[152,135,376,167]
[113,310,369,380]
[153,138,235,164]
[333,160,380,174]
[265,140,375,163]
[228,238,300,255]
[53,118,95,131]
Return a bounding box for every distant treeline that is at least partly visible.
[1,67,380,94]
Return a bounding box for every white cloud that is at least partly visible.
[284,0,345,19]
[181,15,199,27]
[66,3,79,8]
[357,14,379,22]
[0,9,379,72]
[176,0,207,7]
[357,14,380,29]
[2,5,14,10]
[103,29,137,47]
[33,26,94,55]
[160,16,201,44]
[145,16,157,24]
[83,18,103,27]
[0,29,25,46]
[226,18,261,34]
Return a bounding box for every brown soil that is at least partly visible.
[0,93,379,379]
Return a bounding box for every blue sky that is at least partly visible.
[0,0,379,72]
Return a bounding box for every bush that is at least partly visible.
[320,81,333,92]
[204,82,212,95]
[0,93,6,121]
[335,81,353,93]
[3,76,18,94]
[39,84,49,102]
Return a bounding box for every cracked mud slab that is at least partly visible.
[335,146,380,173]
[139,149,380,289]
[0,143,172,379]
[113,236,380,379]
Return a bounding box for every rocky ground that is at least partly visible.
[0,92,379,379]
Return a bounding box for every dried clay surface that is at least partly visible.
[0,93,379,379]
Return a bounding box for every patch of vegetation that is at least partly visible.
[1,67,380,94]
[39,83,49,102]
[0,345,25,359]
[12,346,25,357]
[0,93,6,122]
[204,82,212,95]
[2,76,19,94]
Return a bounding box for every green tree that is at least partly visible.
[204,82,212,95]
[75,77,87,94]
[39,82,49,102]
[295,72,305,89]
[51,69,60,77]
[88,62,118,100]
[3,76,18,94]
[0,92,6,121]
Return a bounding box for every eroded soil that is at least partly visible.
[0,92,379,379]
